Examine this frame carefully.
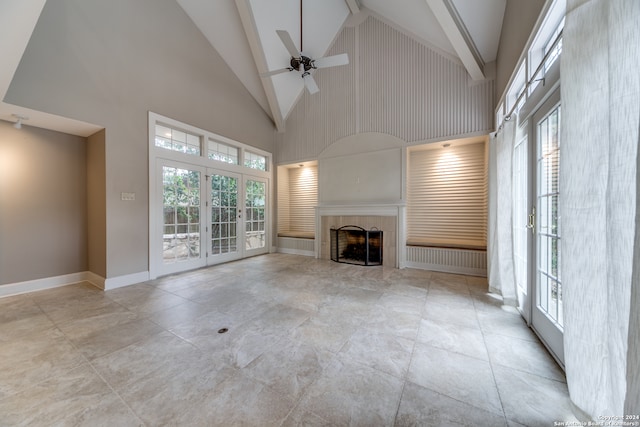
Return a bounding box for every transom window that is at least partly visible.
[151,113,271,173]
[245,151,267,171]
[544,17,565,72]
[208,139,239,165]
[155,124,201,155]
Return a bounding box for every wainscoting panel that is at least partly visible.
[406,246,487,277]
[277,237,316,257]
[277,14,494,164]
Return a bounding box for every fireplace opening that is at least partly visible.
[330,225,383,266]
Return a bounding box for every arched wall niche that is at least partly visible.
[317,132,405,206]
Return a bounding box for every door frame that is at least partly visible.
[204,170,270,264]
[152,159,207,277]
[530,88,564,366]
[148,112,272,280]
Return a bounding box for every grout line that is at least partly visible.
[470,278,510,425]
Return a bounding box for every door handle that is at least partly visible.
[526,206,536,234]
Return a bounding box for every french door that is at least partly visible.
[531,90,563,365]
[159,161,206,276]
[155,161,268,277]
[512,89,563,366]
[206,171,268,264]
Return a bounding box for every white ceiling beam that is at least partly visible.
[345,0,361,15]
[425,0,485,80]
[234,0,285,132]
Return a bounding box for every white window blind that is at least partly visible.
[277,168,291,233]
[288,166,317,233]
[407,141,487,249]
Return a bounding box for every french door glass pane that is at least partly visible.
[162,166,200,264]
[537,106,562,327]
[245,180,266,250]
[210,174,238,255]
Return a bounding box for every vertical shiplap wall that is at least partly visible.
[278,15,494,164]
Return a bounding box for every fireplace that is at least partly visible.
[330,225,383,266]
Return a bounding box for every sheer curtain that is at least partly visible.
[562,0,640,418]
[488,113,519,305]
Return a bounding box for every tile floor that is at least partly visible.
[0,254,579,426]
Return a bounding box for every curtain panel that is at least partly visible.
[488,115,519,305]
[562,0,640,417]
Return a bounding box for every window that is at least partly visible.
[155,124,201,155]
[496,102,505,129]
[208,139,239,165]
[507,64,527,114]
[407,141,488,249]
[151,113,272,173]
[245,151,267,171]
[544,17,565,73]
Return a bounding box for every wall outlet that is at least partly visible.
[121,192,135,201]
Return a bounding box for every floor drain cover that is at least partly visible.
[217,328,228,334]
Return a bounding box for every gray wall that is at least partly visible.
[5,0,276,279]
[495,0,546,103]
[87,129,106,278]
[0,120,87,285]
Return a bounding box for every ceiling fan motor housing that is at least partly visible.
[290,55,314,72]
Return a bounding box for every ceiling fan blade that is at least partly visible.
[276,30,301,59]
[260,68,291,77]
[303,73,319,94]
[313,53,349,69]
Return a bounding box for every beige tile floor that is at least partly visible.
[0,254,579,426]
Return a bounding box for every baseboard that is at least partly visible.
[0,270,150,298]
[103,271,150,290]
[85,271,105,289]
[0,272,96,298]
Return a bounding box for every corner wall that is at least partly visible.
[87,129,106,278]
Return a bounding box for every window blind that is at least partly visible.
[288,166,317,233]
[407,141,487,248]
[277,167,290,233]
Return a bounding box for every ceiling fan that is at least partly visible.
[261,0,350,94]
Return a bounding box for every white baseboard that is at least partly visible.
[0,270,150,298]
[0,272,97,298]
[85,271,105,289]
[103,271,149,290]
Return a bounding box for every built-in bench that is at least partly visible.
[406,238,486,251]
[277,231,316,256]
[277,231,315,239]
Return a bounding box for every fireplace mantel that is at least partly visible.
[315,203,406,268]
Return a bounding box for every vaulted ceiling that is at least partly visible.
[178,0,507,131]
[0,0,506,135]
